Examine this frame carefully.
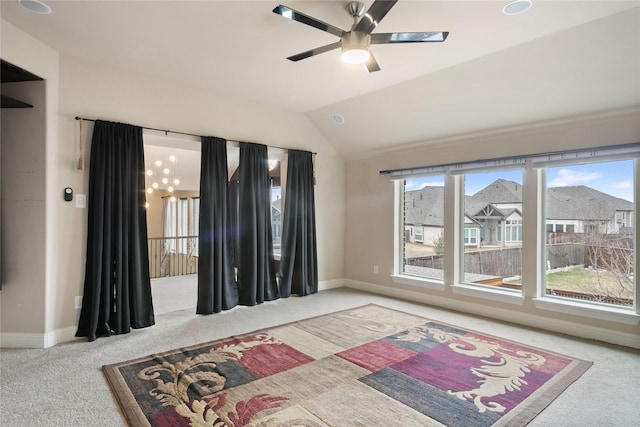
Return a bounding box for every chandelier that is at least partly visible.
[144,154,181,208]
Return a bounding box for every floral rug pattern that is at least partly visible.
[103,305,592,426]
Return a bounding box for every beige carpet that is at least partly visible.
[1,277,639,426]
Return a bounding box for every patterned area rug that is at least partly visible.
[103,305,592,426]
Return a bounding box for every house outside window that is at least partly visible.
[400,176,446,282]
[462,170,524,289]
[544,159,634,307]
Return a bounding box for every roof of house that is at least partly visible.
[272,197,282,212]
[405,186,445,226]
[547,185,633,220]
[472,179,523,204]
[405,179,632,226]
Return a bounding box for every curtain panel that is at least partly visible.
[279,150,318,297]
[76,120,154,342]
[237,142,279,305]
[196,137,238,314]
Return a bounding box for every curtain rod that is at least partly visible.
[379,142,640,176]
[75,116,316,155]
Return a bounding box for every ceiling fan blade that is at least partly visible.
[353,0,398,34]
[371,32,449,44]
[364,53,381,73]
[273,5,345,38]
[287,42,341,62]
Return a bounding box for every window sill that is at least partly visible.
[533,297,640,325]
[451,284,525,305]
[391,274,446,291]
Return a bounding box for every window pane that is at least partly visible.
[402,176,445,281]
[190,198,200,257]
[271,187,281,249]
[463,171,523,290]
[178,198,188,254]
[545,160,634,307]
[164,198,176,253]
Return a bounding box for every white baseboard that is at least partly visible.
[1,280,343,349]
[1,326,80,349]
[340,278,640,350]
[0,332,46,349]
[318,278,345,291]
[4,278,637,349]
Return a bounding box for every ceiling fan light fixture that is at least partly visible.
[342,48,370,64]
[341,31,371,65]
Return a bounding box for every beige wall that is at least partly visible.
[1,20,60,347]
[3,16,637,349]
[1,81,47,334]
[344,109,640,348]
[1,20,345,347]
[53,56,345,343]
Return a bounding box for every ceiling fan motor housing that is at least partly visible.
[347,1,366,19]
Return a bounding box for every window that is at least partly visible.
[388,144,638,317]
[163,195,199,256]
[544,159,634,307]
[400,176,445,282]
[464,228,478,245]
[505,219,522,242]
[271,186,281,248]
[164,197,176,253]
[270,165,282,258]
[177,198,188,254]
[190,197,200,257]
[462,170,523,290]
[415,225,424,242]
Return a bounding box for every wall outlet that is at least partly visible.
[75,295,83,309]
[373,265,379,274]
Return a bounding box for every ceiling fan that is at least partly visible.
[272,0,449,72]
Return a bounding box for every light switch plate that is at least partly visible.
[76,194,87,208]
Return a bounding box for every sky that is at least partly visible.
[404,159,634,202]
[272,187,281,202]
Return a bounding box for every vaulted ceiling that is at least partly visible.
[2,1,639,159]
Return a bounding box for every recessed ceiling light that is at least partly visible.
[331,113,345,125]
[502,0,532,15]
[17,0,52,14]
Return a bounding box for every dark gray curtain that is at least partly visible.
[196,137,238,314]
[279,150,318,297]
[237,142,279,305]
[76,120,154,342]
[228,178,239,268]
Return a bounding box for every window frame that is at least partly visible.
[388,144,639,322]
[535,157,637,318]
